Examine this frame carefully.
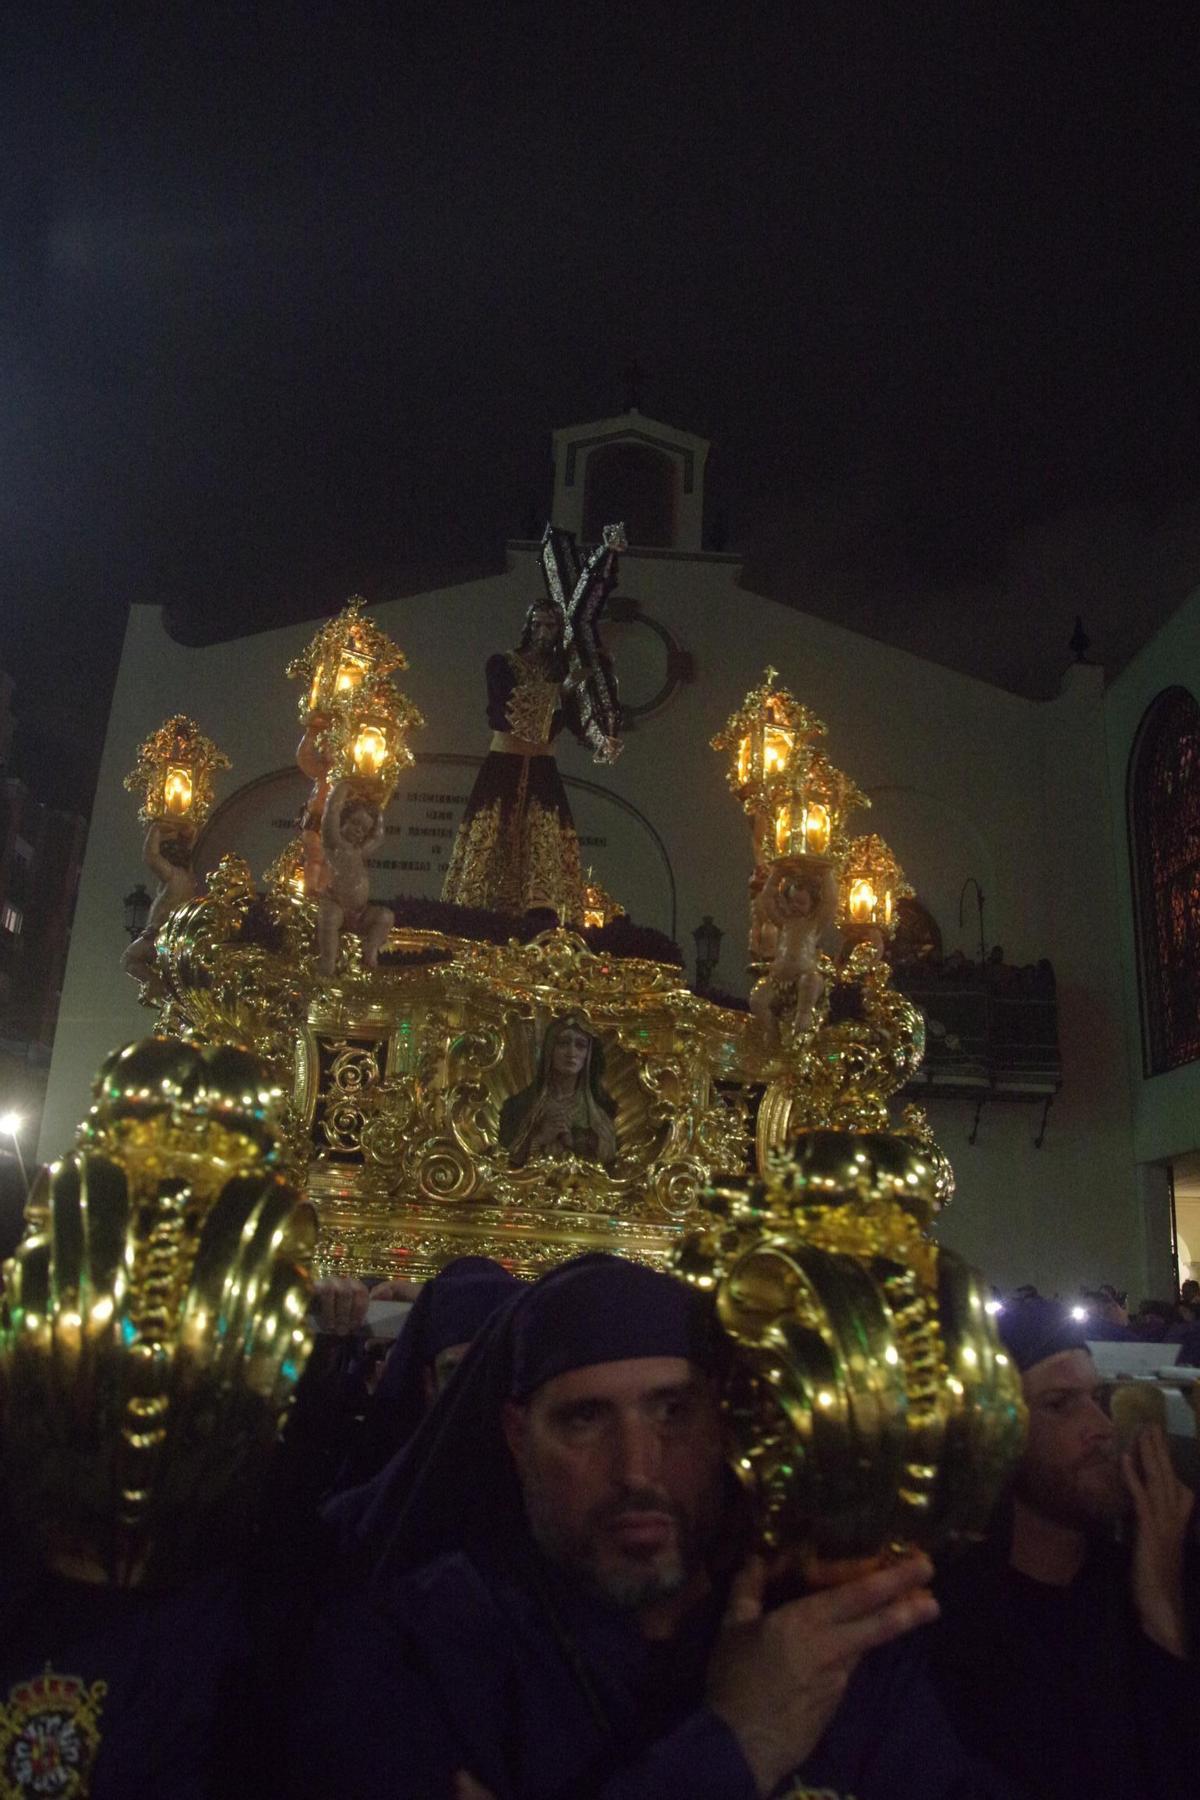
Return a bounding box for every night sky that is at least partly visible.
[4,2,1200,811]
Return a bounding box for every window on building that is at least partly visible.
[1129,686,1200,1074]
[1,903,22,936]
[583,443,676,548]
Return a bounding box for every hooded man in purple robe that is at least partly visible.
[292,1254,1013,1800]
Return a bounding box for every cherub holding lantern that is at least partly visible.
[749,856,839,1049]
[121,819,199,985]
[316,779,394,977]
[121,715,228,987]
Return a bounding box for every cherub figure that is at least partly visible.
[120,821,198,985]
[317,779,393,977]
[749,858,839,1049]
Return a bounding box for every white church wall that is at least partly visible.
[40,551,1141,1306]
[922,663,1141,1299]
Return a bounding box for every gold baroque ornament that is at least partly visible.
[0,1038,315,1588]
[674,1130,1026,1563]
[149,906,754,1277]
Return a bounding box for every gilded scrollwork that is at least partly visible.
[147,879,950,1284]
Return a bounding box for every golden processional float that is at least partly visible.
[1,565,1025,1576]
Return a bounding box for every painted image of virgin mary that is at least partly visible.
[498,1015,619,1170]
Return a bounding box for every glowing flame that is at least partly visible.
[849,878,876,923]
[763,724,793,776]
[352,725,387,776]
[803,803,830,855]
[163,766,193,816]
[335,652,369,694]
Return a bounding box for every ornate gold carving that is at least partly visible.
[0,1039,315,1586]
[755,944,927,1158]
[675,1130,1025,1560]
[150,903,754,1277]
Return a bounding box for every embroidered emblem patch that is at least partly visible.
[0,1666,107,1799]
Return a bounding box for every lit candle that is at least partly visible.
[163,766,193,817]
[737,736,752,784]
[774,803,791,855]
[763,725,793,776]
[849,878,876,923]
[335,652,368,694]
[804,803,830,855]
[352,725,387,776]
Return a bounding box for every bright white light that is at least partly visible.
[985,1299,1003,1315]
[1070,1305,1088,1322]
[0,1111,22,1137]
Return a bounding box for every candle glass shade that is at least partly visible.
[163,766,194,818]
[287,596,410,722]
[849,878,877,923]
[713,671,827,820]
[352,724,389,779]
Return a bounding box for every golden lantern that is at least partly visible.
[838,833,914,935]
[321,678,424,804]
[712,669,826,820]
[286,595,410,722]
[124,716,231,828]
[770,750,869,868]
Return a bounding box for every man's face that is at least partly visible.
[503,1356,725,1612]
[550,1027,590,1081]
[528,608,560,650]
[1016,1349,1127,1532]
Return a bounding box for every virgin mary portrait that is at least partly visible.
[498,1015,619,1170]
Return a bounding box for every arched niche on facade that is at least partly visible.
[1128,685,1200,1075]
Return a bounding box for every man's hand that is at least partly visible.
[311,1276,370,1337]
[1123,1422,1195,1658]
[368,1279,422,1304]
[706,1553,938,1799]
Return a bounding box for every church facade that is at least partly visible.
[39,407,1199,1303]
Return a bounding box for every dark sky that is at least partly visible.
[4,2,1200,810]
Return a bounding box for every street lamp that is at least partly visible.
[0,1110,28,1197]
[692,915,724,993]
[123,884,152,940]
